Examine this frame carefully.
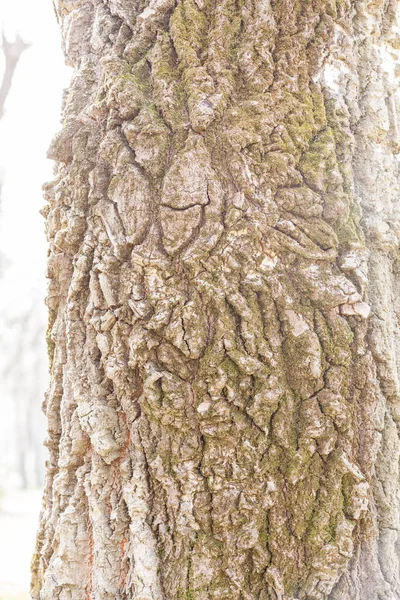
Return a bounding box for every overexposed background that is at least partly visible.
[0,2,70,598]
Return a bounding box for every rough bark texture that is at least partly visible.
[33,1,400,599]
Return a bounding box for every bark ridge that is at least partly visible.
[33,1,400,599]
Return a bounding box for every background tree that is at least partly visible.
[32,1,400,599]
[0,30,29,244]
[0,31,46,490]
[0,31,29,120]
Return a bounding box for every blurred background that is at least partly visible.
[0,2,70,598]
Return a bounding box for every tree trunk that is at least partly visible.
[32,1,400,599]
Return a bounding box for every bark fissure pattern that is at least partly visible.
[32,1,400,599]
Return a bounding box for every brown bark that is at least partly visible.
[32,1,400,599]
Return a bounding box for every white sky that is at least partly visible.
[0,0,71,308]
[0,9,71,594]
[0,0,71,497]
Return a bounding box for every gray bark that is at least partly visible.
[32,1,400,599]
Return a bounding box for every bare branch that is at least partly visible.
[0,31,30,120]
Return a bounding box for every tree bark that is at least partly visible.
[32,1,400,599]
